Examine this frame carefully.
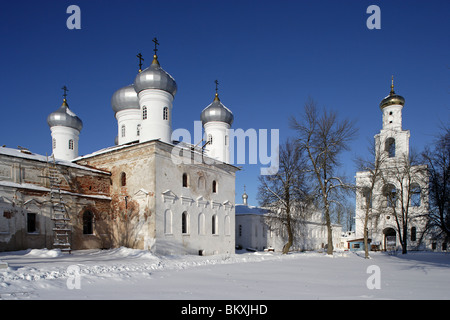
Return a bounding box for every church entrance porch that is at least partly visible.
[383,227,397,251]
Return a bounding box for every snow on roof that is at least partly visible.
[235,204,269,215]
[0,147,109,175]
[0,180,111,200]
[73,143,136,161]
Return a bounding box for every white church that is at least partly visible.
[0,43,238,255]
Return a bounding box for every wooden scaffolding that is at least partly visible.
[46,155,72,253]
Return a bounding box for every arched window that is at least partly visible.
[225,215,231,236]
[164,210,172,234]
[69,139,74,150]
[383,184,397,208]
[212,214,218,235]
[120,172,126,187]
[411,226,417,241]
[411,183,421,207]
[142,106,148,120]
[121,125,126,138]
[208,134,213,145]
[198,213,205,235]
[53,138,56,149]
[163,107,168,120]
[385,137,395,158]
[83,211,93,235]
[182,211,189,234]
[182,173,188,188]
[198,176,205,190]
[212,180,217,193]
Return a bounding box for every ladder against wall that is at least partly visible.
[47,155,72,253]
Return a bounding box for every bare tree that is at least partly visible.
[290,99,357,255]
[379,151,429,254]
[355,138,388,258]
[421,125,450,241]
[258,139,311,254]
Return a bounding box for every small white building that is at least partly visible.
[235,193,343,252]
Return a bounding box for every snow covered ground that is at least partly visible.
[0,248,449,301]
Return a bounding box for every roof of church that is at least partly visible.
[0,146,109,175]
[133,55,177,97]
[200,93,234,126]
[235,204,268,215]
[111,84,140,114]
[379,76,405,109]
[47,99,83,131]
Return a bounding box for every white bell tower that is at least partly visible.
[375,76,410,161]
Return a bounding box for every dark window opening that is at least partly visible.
[182,173,188,188]
[120,172,126,187]
[83,211,94,235]
[27,213,37,233]
[385,137,395,158]
[182,211,188,234]
[411,227,417,241]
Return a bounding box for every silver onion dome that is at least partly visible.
[111,84,139,114]
[201,93,234,126]
[133,55,177,97]
[47,99,83,131]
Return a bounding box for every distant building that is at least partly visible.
[235,192,343,252]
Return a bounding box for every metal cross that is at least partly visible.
[152,37,159,55]
[62,86,69,100]
[215,80,219,94]
[136,53,144,72]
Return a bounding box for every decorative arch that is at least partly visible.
[164,209,172,234]
[197,176,206,190]
[198,213,205,235]
[224,215,231,236]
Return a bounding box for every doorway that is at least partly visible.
[383,228,396,251]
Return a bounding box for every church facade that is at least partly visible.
[0,46,238,255]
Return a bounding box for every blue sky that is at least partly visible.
[0,0,449,208]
